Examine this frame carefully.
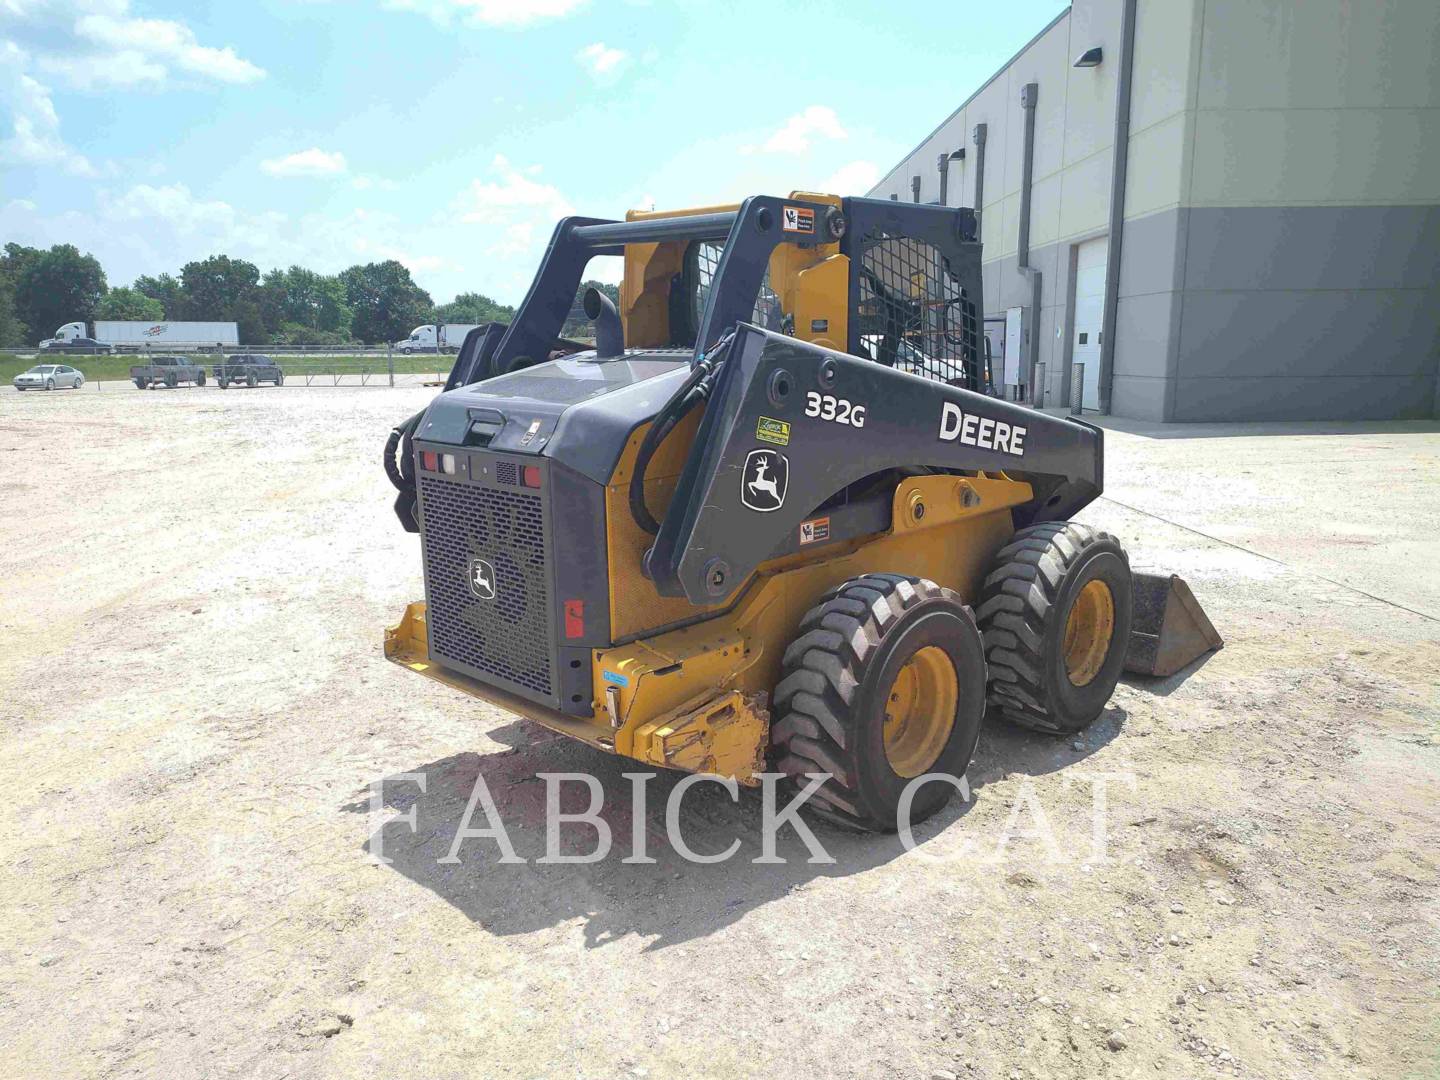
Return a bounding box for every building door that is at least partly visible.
[1072,236,1108,410]
[1003,307,1023,395]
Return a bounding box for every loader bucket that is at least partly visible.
[1124,573,1223,678]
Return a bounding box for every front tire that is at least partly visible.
[977,522,1133,734]
[246,373,257,388]
[45,379,54,391]
[772,574,987,832]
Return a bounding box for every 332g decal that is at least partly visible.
[805,392,866,428]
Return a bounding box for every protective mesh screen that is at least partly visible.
[855,231,979,388]
[693,241,782,333]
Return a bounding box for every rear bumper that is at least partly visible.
[384,601,767,784]
[384,601,615,752]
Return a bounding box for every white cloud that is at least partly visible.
[821,160,880,196]
[71,12,265,84]
[7,1,266,91]
[746,105,848,155]
[0,43,96,175]
[454,154,574,230]
[381,0,587,27]
[576,41,627,80]
[83,182,461,281]
[1,1,263,174]
[261,148,349,177]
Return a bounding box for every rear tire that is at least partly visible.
[977,522,1133,734]
[219,379,229,389]
[772,573,987,832]
[134,378,146,389]
[274,373,284,386]
[196,372,206,386]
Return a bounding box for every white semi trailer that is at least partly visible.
[393,324,481,354]
[44,321,240,350]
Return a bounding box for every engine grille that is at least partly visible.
[418,469,553,699]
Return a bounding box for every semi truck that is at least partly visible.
[42,321,240,351]
[393,324,480,354]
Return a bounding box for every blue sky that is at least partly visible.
[1,0,1066,305]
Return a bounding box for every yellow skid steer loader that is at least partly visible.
[383,193,1218,830]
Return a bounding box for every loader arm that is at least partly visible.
[646,324,1104,605]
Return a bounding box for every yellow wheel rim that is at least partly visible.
[882,645,958,778]
[1063,579,1115,687]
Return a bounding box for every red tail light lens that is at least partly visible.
[521,465,542,489]
[419,451,457,474]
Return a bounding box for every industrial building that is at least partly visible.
[870,0,1440,421]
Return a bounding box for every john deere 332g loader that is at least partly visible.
[384,193,1148,831]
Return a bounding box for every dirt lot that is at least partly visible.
[1,386,1437,1080]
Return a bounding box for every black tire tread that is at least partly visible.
[977,521,1119,733]
[772,573,974,830]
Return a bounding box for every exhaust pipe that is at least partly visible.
[584,287,624,359]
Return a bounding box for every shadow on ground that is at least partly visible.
[1090,417,1440,441]
[343,707,1125,949]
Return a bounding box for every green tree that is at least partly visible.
[0,283,20,346]
[339,260,434,345]
[133,273,184,318]
[179,255,261,319]
[96,286,164,321]
[264,266,351,332]
[272,322,356,347]
[0,244,39,344]
[12,244,106,344]
[435,291,514,326]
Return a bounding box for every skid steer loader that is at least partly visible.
[383,192,1217,831]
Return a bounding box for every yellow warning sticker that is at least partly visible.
[756,416,791,446]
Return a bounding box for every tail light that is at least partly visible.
[521,465,542,489]
[420,451,457,474]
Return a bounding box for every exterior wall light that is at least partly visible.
[1074,46,1103,68]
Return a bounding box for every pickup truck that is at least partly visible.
[131,355,207,389]
[215,353,284,389]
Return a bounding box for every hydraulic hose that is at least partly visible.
[628,333,734,535]
[384,408,425,491]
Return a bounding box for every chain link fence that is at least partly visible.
[2,343,455,390]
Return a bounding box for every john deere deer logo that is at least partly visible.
[741,449,788,512]
[468,557,496,600]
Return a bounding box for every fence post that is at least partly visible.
[387,343,394,388]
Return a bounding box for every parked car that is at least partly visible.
[215,353,284,389]
[40,337,112,355]
[13,364,85,391]
[131,355,206,389]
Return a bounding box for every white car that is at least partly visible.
[13,364,85,391]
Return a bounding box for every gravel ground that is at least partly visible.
[1,386,1436,1080]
